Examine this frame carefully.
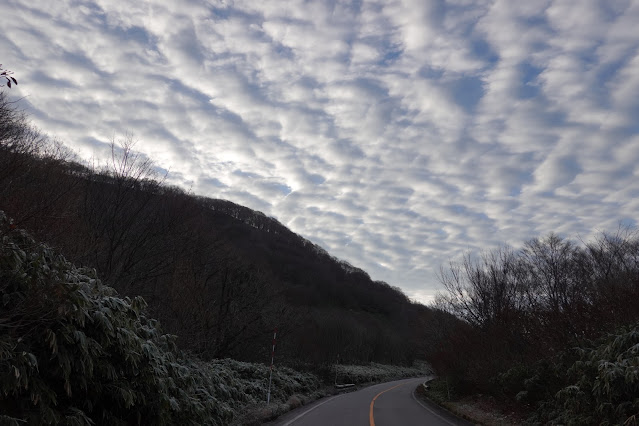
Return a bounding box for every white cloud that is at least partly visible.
[1,0,638,304]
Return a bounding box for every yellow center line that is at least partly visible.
[369,383,406,426]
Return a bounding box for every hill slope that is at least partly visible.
[0,92,436,365]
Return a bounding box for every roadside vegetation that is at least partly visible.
[334,362,431,385]
[431,231,639,425]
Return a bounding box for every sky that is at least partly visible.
[1,0,639,303]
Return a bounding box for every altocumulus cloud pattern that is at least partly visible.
[1,0,639,302]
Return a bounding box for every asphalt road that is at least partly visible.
[267,377,472,426]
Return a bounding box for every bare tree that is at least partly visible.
[437,246,523,331]
[0,93,47,184]
[74,135,172,289]
[582,227,639,329]
[521,233,579,314]
[0,93,80,235]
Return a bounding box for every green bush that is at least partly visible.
[493,353,576,407]
[0,211,233,425]
[334,362,430,384]
[527,324,639,425]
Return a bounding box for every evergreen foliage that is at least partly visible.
[531,324,639,425]
[334,362,431,385]
[0,211,234,425]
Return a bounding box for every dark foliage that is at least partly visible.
[434,229,639,425]
[0,211,236,425]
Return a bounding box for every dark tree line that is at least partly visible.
[432,230,639,398]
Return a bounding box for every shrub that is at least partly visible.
[530,324,639,425]
[334,362,431,384]
[0,211,233,425]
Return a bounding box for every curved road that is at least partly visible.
[268,377,471,426]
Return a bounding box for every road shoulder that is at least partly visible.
[412,383,476,426]
[414,379,529,425]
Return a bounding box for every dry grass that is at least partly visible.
[416,379,531,426]
[445,395,527,426]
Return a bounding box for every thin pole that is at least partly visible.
[267,327,277,404]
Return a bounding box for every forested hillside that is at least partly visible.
[0,91,440,367]
[1,212,432,424]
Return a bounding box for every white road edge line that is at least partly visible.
[282,394,342,426]
[411,387,458,426]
